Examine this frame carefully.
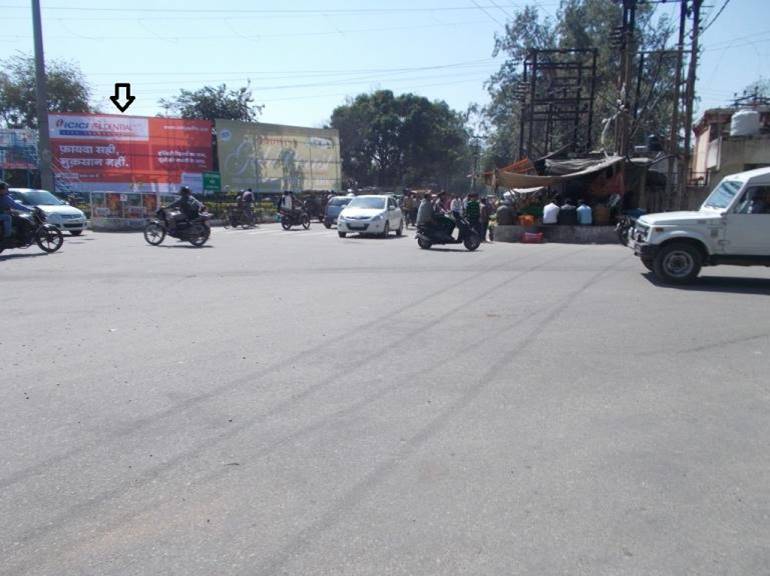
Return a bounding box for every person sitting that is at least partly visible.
[741,188,770,214]
[577,198,593,225]
[433,191,455,239]
[416,193,434,228]
[542,196,560,224]
[0,181,31,239]
[557,197,578,225]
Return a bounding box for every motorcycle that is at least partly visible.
[0,207,63,255]
[615,209,646,247]
[280,208,311,230]
[143,208,211,247]
[225,204,257,228]
[416,215,481,251]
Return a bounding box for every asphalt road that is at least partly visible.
[2,224,769,575]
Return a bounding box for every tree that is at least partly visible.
[482,0,676,167]
[329,90,471,190]
[0,53,93,129]
[159,83,262,122]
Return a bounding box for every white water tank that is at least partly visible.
[730,109,760,137]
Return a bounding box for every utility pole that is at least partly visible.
[616,0,637,157]
[664,0,687,211]
[31,0,53,191]
[678,0,701,210]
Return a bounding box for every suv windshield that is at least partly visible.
[348,197,385,210]
[12,190,64,206]
[703,180,741,209]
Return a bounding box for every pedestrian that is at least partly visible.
[450,194,464,220]
[479,197,490,242]
[465,192,481,237]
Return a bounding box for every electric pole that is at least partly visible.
[664,0,687,211]
[679,0,702,210]
[31,0,53,191]
[616,0,637,157]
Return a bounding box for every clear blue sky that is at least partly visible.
[1,0,768,128]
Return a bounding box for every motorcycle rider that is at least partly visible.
[240,187,255,221]
[0,181,31,239]
[278,190,298,221]
[416,193,435,228]
[165,186,203,233]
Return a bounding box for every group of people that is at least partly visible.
[413,190,492,241]
[542,196,593,225]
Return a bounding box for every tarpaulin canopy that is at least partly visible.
[489,156,624,189]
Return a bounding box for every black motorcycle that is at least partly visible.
[143,208,211,247]
[0,207,63,255]
[615,210,646,246]
[416,215,481,251]
[280,208,311,230]
[225,204,257,228]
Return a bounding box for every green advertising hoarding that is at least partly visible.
[215,120,341,193]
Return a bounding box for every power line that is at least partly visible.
[0,2,559,14]
[470,0,506,26]
[700,0,731,35]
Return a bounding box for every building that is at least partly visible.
[692,105,770,191]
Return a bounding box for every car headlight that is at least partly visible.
[372,214,383,221]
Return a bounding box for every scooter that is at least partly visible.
[416,215,481,251]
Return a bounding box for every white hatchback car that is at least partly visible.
[10,188,88,235]
[336,195,403,238]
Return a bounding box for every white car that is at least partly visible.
[336,195,404,238]
[10,188,88,235]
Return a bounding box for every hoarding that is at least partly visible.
[0,129,38,170]
[49,113,213,193]
[216,120,341,193]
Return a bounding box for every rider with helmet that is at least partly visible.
[165,186,204,232]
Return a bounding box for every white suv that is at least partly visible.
[632,167,770,283]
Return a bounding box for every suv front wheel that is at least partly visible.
[653,242,702,284]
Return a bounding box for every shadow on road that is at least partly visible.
[0,252,52,261]
[643,272,770,295]
[156,244,214,249]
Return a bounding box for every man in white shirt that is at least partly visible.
[542,197,560,224]
[450,195,464,219]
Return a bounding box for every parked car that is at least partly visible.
[632,167,770,283]
[336,195,404,238]
[9,188,87,235]
[323,196,353,228]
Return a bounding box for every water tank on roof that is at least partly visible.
[730,109,760,137]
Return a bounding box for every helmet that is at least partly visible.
[0,180,7,192]
[180,186,191,195]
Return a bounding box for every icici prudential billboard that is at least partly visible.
[49,113,213,193]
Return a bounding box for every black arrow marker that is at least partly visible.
[110,83,136,113]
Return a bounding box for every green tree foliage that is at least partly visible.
[484,0,675,167]
[329,90,471,189]
[0,53,93,129]
[159,84,262,122]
